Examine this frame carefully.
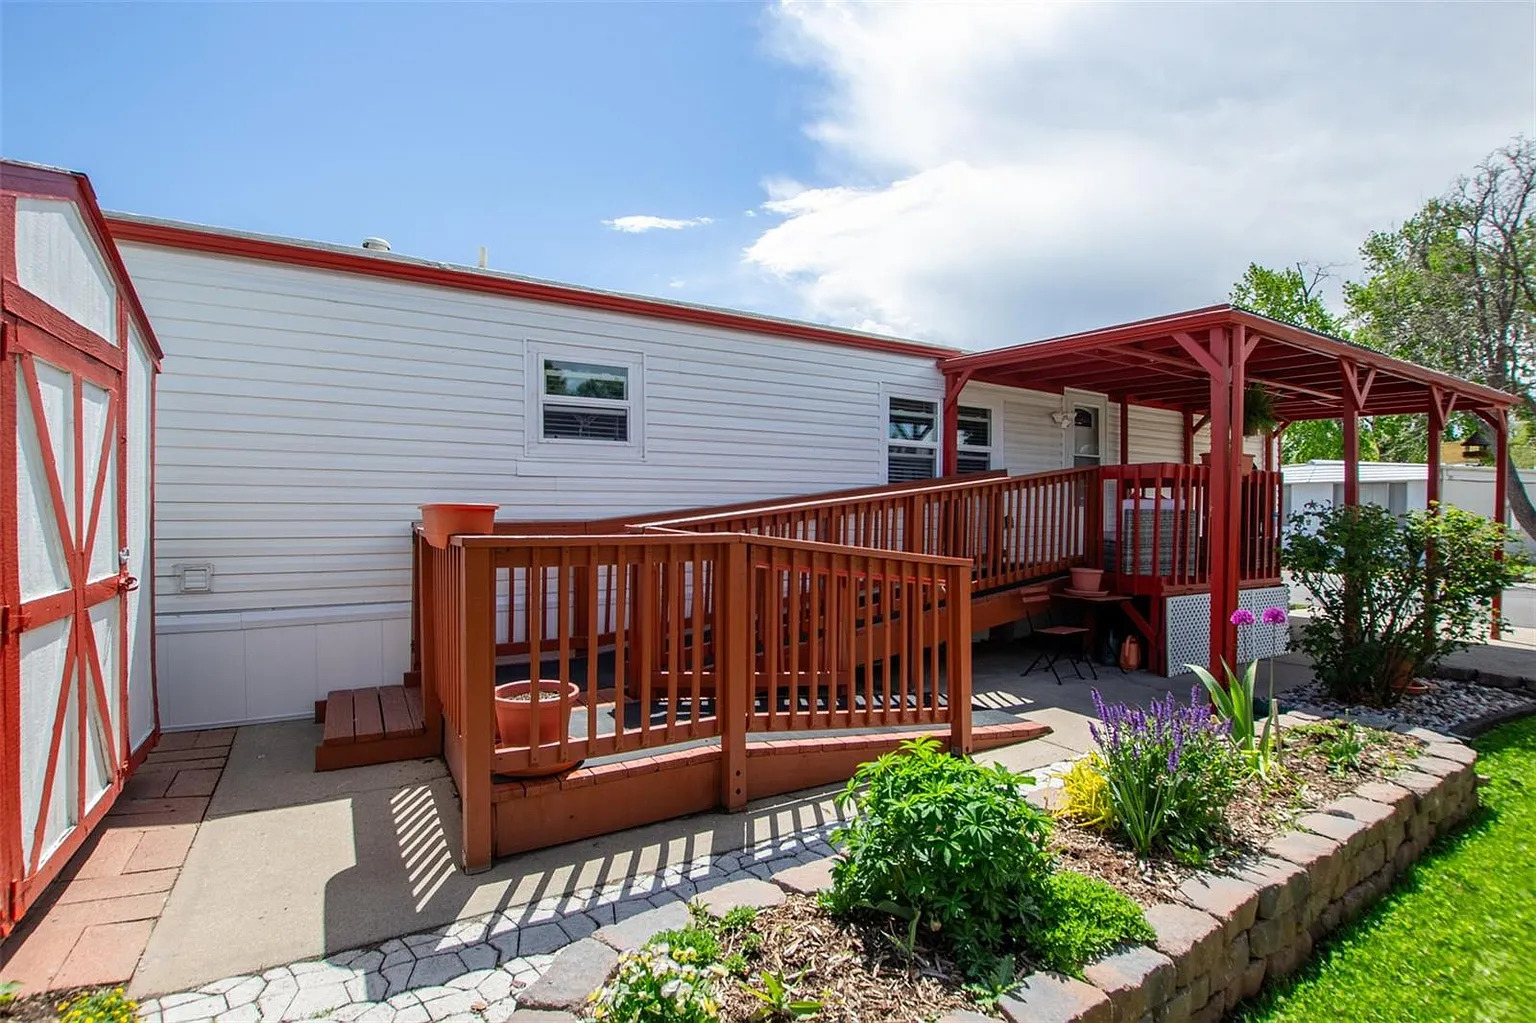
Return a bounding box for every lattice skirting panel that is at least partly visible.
[1163,585,1291,677]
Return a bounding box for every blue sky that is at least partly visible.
[2,3,812,310]
[4,3,1533,347]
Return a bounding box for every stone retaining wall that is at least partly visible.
[988,728,1481,1023]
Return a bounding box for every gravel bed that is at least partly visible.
[1286,676,1536,735]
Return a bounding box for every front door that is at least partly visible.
[4,319,132,927]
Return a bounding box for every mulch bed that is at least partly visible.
[1050,722,1423,905]
[712,896,974,1023]
[693,722,1424,1022]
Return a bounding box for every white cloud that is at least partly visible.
[604,215,713,233]
[746,1,1536,347]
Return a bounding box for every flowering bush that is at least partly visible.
[58,988,139,1023]
[1187,605,1290,777]
[1284,502,1528,705]
[589,943,725,1022]
[1090,689,1240,862]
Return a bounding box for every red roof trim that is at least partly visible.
[0,161,165,363]
[103,215,960,362]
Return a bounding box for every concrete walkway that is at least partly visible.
[125,642,1321,1000]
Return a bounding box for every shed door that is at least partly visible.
[5,321,131,926]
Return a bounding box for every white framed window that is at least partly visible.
[887,395,938,482]
[956,404,995,474]
[525,342,645,460]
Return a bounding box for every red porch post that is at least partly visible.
[1426,387,1445,512]
[1182,409,1195,464]
[1177,325,1243,673]
[1341,363,1361,507]
[941,369,971,476]
[1119,396,1130,464]
[1491,410,1510,639]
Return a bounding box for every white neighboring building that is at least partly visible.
[1282,459,1536,553]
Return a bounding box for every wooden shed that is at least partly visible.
[0,161,162,933]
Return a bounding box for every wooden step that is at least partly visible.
[314,685,433,772]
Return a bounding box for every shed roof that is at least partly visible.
[941,305,1514,421]
[1282,460,1429,484]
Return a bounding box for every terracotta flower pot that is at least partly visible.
[494,680,583,777]
[420,503,498,548]
[1069,567,1106,593]
[1198,452,1257,475]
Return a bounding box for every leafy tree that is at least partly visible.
[1229,264,1422,462]
[1345,139,1536,537]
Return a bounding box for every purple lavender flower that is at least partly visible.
[1261,606,1288,626]
[1230,608,1256,626]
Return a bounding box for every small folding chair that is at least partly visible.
[1020,595,1097,685]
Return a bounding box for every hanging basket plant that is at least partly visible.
[1243,384,1278,436]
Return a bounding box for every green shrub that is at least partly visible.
[1284,502,1528,705]
[1091,689,1241,863]
[650,924,721,967]
[1029,870,1156,975]
[827,737,1054,969]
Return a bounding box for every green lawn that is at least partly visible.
[1234,715,1536,1023]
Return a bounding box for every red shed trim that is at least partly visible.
[103,213,961,362]
[0,161,165,364]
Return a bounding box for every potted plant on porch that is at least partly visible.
[494,679,584,776]
[1199,384,1275,474]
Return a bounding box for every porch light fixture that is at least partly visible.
[1050,410,1073,429]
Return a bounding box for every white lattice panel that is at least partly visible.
[1163,585,1290,676]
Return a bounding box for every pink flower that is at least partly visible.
[1230,609,1256,626]
[1261,606,1288,625]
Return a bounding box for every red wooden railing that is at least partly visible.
[1097,462,1283,595]
[416,530,971,867]
[636,467,1099,594]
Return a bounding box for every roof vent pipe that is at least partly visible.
[361,237,391,252]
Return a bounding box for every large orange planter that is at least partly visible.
[420,503,498,548]
[494,680,583,776]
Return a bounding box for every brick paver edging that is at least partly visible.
[135,726,1479,1023]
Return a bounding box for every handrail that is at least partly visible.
[635,469,1020,527]
[417,529,972,869]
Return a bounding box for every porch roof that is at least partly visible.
[940,305,1514,421]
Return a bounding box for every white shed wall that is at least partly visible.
[14,197,118,346]
[121,243,947,727]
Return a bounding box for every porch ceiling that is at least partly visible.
[942,305,1515,421]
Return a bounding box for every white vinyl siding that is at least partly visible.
[121,243,944,725]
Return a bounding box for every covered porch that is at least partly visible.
[940,304,1518,672]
